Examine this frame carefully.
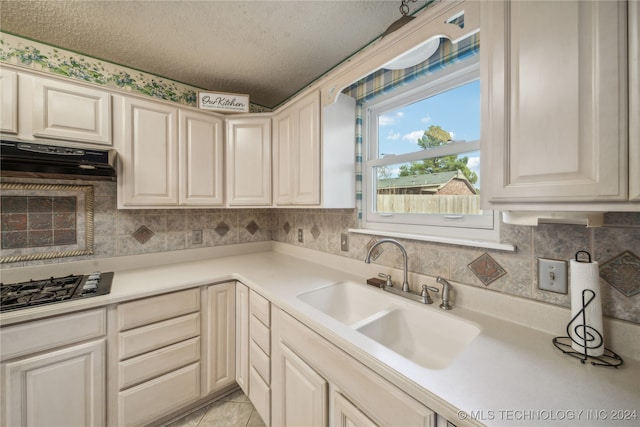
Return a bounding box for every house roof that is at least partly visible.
[378,170,476,193]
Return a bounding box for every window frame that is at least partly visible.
[361,56,499,242]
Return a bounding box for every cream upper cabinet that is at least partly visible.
[225,115,272,207]
[320,94,356,208]
[1,67,111,145]
[274,90,321,205]
[0,68,18,134]
[115,95,180,207]
[115,95,224,208]
[31,75,111,145]
[273,90,356,208]
[481,0,636,210]
[179,110,224,206]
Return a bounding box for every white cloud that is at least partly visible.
[449,131,456,140]
[402,130,425,143]
[386,130,400,140]
[379,111,403,126]
[467,156,480,172]
[420,114,431,124]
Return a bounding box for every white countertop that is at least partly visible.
[2,242,639,426]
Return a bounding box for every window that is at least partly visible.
[362,56,498,242]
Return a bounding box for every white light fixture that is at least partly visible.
[382,37,440,70]
[380,0,440,70]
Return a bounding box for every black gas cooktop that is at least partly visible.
[0,272,113,312]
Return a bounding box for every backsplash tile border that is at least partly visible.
[0,182,94,263]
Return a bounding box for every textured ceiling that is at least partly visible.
[0,0,430,108]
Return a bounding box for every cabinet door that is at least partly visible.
[235,282,250,394]
[203,282,236,394]
[273,342,327,427]
[292,91,321,205]
[115,95,179,206]
[273,108,294,205]
[333,390,377,427]
[179,110,224,206]
[32,76,111,145]
[2,339,105,427]
[482,0,628,204]
[225,116,272,206]
[0,68,18,134]
[273,91,321,206]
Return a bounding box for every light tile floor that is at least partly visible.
[164,389,266,427]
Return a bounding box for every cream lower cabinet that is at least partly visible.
[111,283,235,427]
[248,290,272,425]
[236,284,272,426]
[236,282,250,394]
[481,0,636,210]
[202,282,236,394]
[272,307,435,427]
[115,95,224,208]
[0,309,107,427]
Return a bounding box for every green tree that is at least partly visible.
[398,125,478,186]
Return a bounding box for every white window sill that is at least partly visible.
[348,228,516,252]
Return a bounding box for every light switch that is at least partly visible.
[340,232,349,251]
[538,258,568,294]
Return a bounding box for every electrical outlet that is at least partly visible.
[538,258,568,294]
[298,228,304,243]
[340,232,349,251]
[192,230,203,245]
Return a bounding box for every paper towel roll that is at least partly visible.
[569,258,604,356]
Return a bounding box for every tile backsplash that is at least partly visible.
[1,178,638,325]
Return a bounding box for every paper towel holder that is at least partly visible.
[552,250,623,367]
[575,250,592,263]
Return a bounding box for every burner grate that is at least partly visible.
[0,273,111,313]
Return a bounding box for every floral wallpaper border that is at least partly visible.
[0,32,270,113]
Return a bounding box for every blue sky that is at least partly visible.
[377,79,481,183]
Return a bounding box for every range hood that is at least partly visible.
[0,139,117,181]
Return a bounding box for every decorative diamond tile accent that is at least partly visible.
[468,252,507,286]
[311,223,321,240]
[283,221,291,234]
[132,225,154,244]
[365,238,383,262]
[600,251,640,297]
[245,220,259,235]
[215,222,230,237]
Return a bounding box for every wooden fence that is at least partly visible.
[376,195,481,214]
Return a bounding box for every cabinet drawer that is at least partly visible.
[119,313,200,360]
[250,314,270,355]
[249,290,270,327]
[249,366,271,426]
[1,309,106,361]
[118,288,200,331]
[119,337,200,390]
[250,338,270,384]
[118,363,201,427]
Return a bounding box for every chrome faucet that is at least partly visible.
[436,276,453,310]
[365,239,410,291]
